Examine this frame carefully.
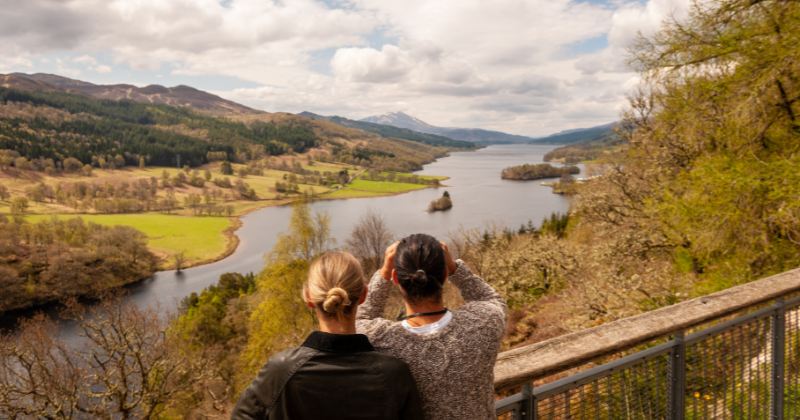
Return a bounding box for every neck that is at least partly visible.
[403,299,446,327]
[317,312,357,335]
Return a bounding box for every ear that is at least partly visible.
[358,285,368,305]
[392,270,399,285]
[304,288,315,309]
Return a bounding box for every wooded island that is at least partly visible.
[500,163,579,180]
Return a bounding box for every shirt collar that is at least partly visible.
[301,331,375,353]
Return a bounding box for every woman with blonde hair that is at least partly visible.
[232,251,423,420]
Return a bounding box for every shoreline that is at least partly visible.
[0,177,452,319]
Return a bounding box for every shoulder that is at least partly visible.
[267,346,316,372]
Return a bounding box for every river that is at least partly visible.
[0,144,573,336]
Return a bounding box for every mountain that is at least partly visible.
[297,111,478,150]
[531,122,617,144]
[1,74,92,97]
[359,111,536,144]
[0,85,451,173]
[361,111,442,134]
[8,73,260,116]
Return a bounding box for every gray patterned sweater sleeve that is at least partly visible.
[356,269,394,321]
[355,260,508,420]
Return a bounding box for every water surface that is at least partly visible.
[1,144,573,335]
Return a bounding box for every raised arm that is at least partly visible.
[442,242,507,316]
[356,242,398,321]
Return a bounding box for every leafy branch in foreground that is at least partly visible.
[0,291,214,420]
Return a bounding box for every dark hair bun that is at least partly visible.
[411,269,427,285]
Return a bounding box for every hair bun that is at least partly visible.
[410,269,427,285]
[323,287,351,314]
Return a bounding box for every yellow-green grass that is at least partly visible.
[25,213,235,268]
[347,179,432,193]
[325,188,386,198]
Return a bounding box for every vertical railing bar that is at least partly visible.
[771,298,785,420]
[522,382,534,420]
[669,331,686,420]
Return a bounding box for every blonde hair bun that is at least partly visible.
[323,287,351,313]
[305,251,365,321]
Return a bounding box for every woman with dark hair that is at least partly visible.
[232,251,423,420]
[356,234,507,420]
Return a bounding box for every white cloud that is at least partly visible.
[73,55,97,65]
[92,64,112,73]
[0,0,693,135]
[55,58,81,77]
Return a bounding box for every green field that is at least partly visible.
[346,179,432,193]
[26,214,235,267]
[325,188,386,198]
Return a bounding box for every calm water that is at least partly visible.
[0,144,573,335]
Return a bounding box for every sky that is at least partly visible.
[0,0,691,137]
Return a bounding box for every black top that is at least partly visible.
[231,331,424,420]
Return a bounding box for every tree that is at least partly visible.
[0,185,8,201]
[174,250,186,272]
[0,292,212,419]
[10,196,28,214]
[242,201,334,373]
[220,161,233,175]
[204,169,212,181]
[139,157,146,169]
[62,157,82,172]
[345,207,394,275]
[81,164,92,176]
[114,154,125,168]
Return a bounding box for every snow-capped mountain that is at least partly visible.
[359,111,535,144]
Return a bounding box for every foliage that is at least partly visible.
[428,193,453,212]
[241,201,334,378]
[0,215,157,312]
[344,208,395,275]
[501,163,580,180]
[0,87,318,168]
[0,292,213,419]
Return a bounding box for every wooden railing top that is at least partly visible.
[493,268,800,392]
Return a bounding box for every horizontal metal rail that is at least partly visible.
[495,289,800,419]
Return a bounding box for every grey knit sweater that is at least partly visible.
[356,260,508,420]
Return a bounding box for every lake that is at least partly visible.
[0,144,573,335]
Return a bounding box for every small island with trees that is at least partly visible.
[500,163,580,180]
[428,191,453,212]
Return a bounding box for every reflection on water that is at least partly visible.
[0,144,573,336]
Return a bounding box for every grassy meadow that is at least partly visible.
[3,157,447,270]
[25,213,237,269]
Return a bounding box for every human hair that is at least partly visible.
[305,251,366,321]
[394,233,446,303]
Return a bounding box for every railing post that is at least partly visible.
[771,298,786,420]
[669,332,686,420]
[521,383,536,420]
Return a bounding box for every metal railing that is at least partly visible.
[495,290,800,419]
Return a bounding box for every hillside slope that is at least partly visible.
[8,73,259,116]
[360,111,535,144]
[298,111,478,149]
[531,122,616,144]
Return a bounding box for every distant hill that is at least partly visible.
[0,74,92,97]
[359,111,536,144]
[297,111,478,150]
[8,73,260,117]
[540,123,623,164]
[531,122,617,144]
